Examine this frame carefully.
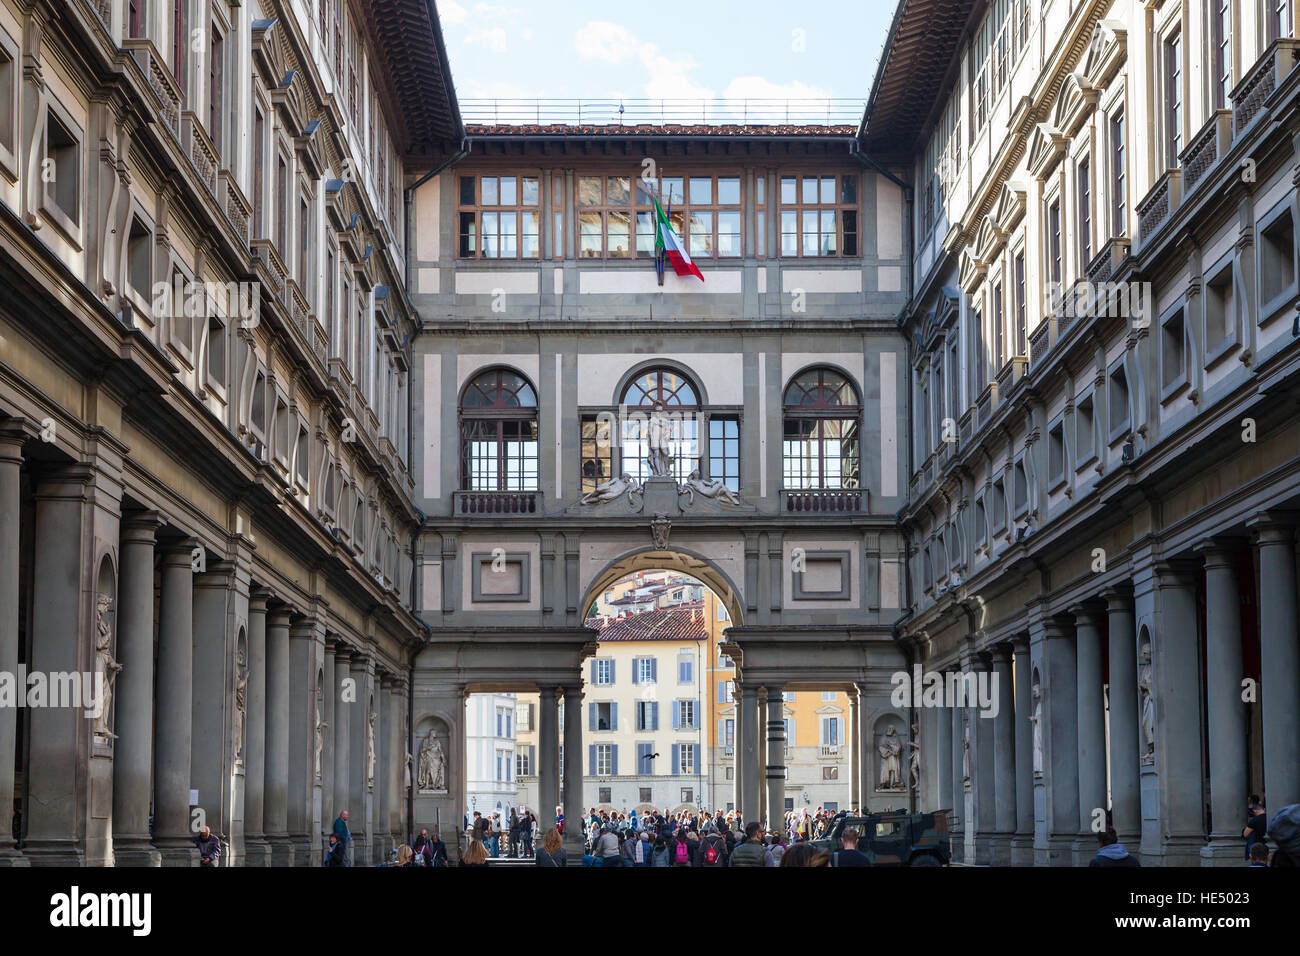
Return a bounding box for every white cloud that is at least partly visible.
[722,76,830,101]
[637,43,714,100]
[574,21,639,64]
[438,0,468,25]
[464,26,508,52]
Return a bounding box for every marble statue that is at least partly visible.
[579,472,641,505]
[961,723,972,786]
[233,646,247,760]
[404,750,413,790]
[907,722,922,791]
[878,725,903,790]
[1031,682,1043,774]
[366,710,376,787]
[93,595,121,738]
[313,697,328,780]
[646,402,674,478]
[1138,643,1155,764]
[418,732,445,792]
[678,468,742,506]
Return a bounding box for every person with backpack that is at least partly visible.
[1244,797,1268,861]
[325,833,347,867]
[829,826,871,867]
[729,821,767,866]
[592,824,621,867]
[764,832,785,867]
[699,824,728,867]
[668,828,695,866]
[412,828,435,867]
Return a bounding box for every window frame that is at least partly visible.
[1159,304,1189,402]
[777,171,861,258]
[459,367,541,493]
[456,172,542,259]
[781,367,863,491]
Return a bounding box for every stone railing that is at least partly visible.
[1137,169,1181,245]
[781,488,865,513]
[250,238,288,298]
[975,381,997,428]
[285,279,310,337]
[123,39,182,137]
[219,171,252,247]
[1181,110,1231,194]
[996,356,1027,397]
[455,491,541,515]
[310,316,329,366]
[181,111,219,194]
[1029,319,1052,369]
[1233,38,1300,135]
[958,408,973,445]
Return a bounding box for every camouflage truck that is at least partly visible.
[810,809,952,866]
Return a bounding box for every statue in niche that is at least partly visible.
[313,692,328,780]
[878,724,904,791]
[907,722,922,791]
[646,402,675,478]
[93,595,121,739]
[366,710,376,788]
[418,732,446,792]
[1031,681,1043,774]
[679,468,742,507]
[580,473,641,506]
[405,750,413,791]
[961,723,972,788]
[233,646,247,761]
[1138,643,1156,764]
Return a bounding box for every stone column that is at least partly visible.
[318,640,336,860]
[347,653,373,867]
[263,605,293,866]
[111,512,164,866]
[0,426,27,866]
[1011,638,1034,865]
[934,702,952,823]
[373,679,387,864]
[561,684,584,863]
[765,685,786,832]
[1251,520,1300,812]
[1103,589,1139,845]
[739,682,760,820]
[537,686,559,830]
[331,645,352,856]
[1072,606,1106,865]
[848,687,861,812]
[153,540,199,866]
[243,590,270,866]
[950,701,963,859]
[991,645,1015,865]
[191,561,234,864]
[1196,543,1248,864]
[389,679,406,844]
[972,656,996,864]
[1037,616,1079,866]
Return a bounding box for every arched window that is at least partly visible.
[619,366,700,483]
[782,368,860,489]
[461,368,540,491]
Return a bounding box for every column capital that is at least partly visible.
[158,536,201,566]
[1068,603,1104,628]
[120,510,166,543]
[1194,536,1246,568]
[1010,632,1031,653]
[0,416,37,457]
[538,685,557,701]
[1248,511,1299,546]
[266,604,294,629]
[1153,559,1200,586]
[1100,584,1133,609]
[988,643,1014,665]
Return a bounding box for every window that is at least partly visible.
[209,25,225,158]
[972,307,986,389]
[974,495,987,546]
[755,173,767,256]
[1048,420,1065,486]
[717,681,734,703]
[635,700,658,731]
[580,415,613,494]
[822,691,836,701]
[991,476,1007,531]
[298,196,310,289]
[593,702,613,731]
[1212,0,1232,110]
[516,749,532,777]
[779,173,859,256]
[619,367,701,483]
[276,156,288,252]
[1165,33,1183,168]
[251,371,266,438]
[676,700,697,729]
[970,19,989,135]
[1111,112,1126,238]
[457,174,540,258]
[516,702,533,732]
[1108,363,1130,441]
[127,217,151,298]
[253,109,265,239]
[721,718,735,748]
[635,657,656,684]
[596,744,613,776]
[823,766,839,780]
[1047,199,1062,289]
[725,767,734,781]
[992,282,1004,370]
[782,368,861,490]
[552,173,565,258]
[1161,308,1187,394]
[577,175,633,258]
[1012,459,1028,516]
[1260,210,1296,308]
[1014,252,1027,355]
[593,659,613,685]
[598,786,611,802]
[172,0,187,86]
[273,397,290,464]
[128,0,145,38]
[1077,158,1091,270]
[639,787,652,803]
[783,691,796,702]
[821,717,841,746]
[1205,263,1235,356]
[678,745,696,775]
[460,369,540,491]
[708,416,740,492]
[677,655,693,682]
[947,338,961,414]
[1075,393,1095,465]
[44,109,80,227]
[207,316,227,389]
[1269,0,1293,40]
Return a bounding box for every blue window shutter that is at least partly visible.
[588,702,596,732]
[610,660,616,684]
[589,744,596,776]
[651,701,659,731]
[672,701,680,729]
[590,660,597,684]
[632,659,640,685]
[530,744,536,769]
[717,680,725,702]
[671,743,679,776]
[611,745,618,776]
[638,742,649,769]
[693,699,699,728]
[611,702,618,731]
[718,719,725,744]
[651,657,658,682]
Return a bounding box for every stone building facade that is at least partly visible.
[876,0,1300,865]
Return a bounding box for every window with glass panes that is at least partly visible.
[578,175,633,258]
[619,367,701,482]
[679,744,696,774]
[458,174,540,258]
[580,414,613,494]
[1111,111,1126,238]
[1212,0,1232,109]
[782,368,861,489]
[1014,251,1027,354]
[1165,33,1182,167]
[779,173,859,257]
[551,173,564,258]
[992,282,1004,370]
[626,175,741,258]
[754,173,767,256]
[1048,199,1062,287]
[1077,158,1092,269]
[708,416,740,492]
[460,369,539,491]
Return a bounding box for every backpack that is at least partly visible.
[674,840,690,864]
[702,837,721,865]
[1268,804,1300,859]
[410,844,428,866]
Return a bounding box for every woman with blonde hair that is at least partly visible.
[535,827,567,867]
[394,845,414,867]
[459,837,490,867]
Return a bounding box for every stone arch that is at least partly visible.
[612,358,711,407]
[781,361,864,404]
[580,546,744,626]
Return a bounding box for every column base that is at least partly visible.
[156,844,199,867]
[1200,839,1245,867]
[1071,835,1098,867]
[1010,833,1034,866]
[973,832,995,865]
[987,832,1013,866]
[949,834,966,864]
[268,838,295,867]
[292,836,314,866]
[0,843,30,867]
[1035,835,1074,866]
[1140,836,1204,867]
[243,838,272,867]
[562,833,584,867]
[111,838,161,867]
[20,840,85,867]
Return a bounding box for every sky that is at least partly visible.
[436,0,900,116]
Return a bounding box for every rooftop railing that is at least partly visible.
[461,98,865,128]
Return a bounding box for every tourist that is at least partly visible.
[394,845,414,867]
[332,810,351,866]
[593,823,622,866]
[413,828,436,866]
[194,825,221,867]
[522,811,537,857]
[1088,828,1141,867]
[730,821,766,867]
[325,833,346,867]
[630,831,652,867]
[650,835,670,866]
[1249,843,1270,867]
[488,812,502,858]
[535,827,567,867]
[764,832,785,867]
[668,826,695,866]
[460,838,490,867]
[470,810,489,846]
[779,843,829,867]
[699,824,728,866]
[829,827,871,867]
[1244,796,1268,861]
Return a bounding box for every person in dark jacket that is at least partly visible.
[332,810,352,866]
[325,834,347,866]
[667,829,695,866]
[1089,828,1140,867]
[194,825,221,866]
[729,822,767,867]
[535,828,567,867]
[829,827,871,867]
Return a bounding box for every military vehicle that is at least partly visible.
[810,808,951,865]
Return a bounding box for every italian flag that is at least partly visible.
[652,195,703,281]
